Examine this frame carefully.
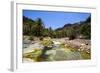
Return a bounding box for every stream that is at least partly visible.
[23,40,83,62]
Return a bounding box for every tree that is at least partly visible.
[67,27,76,40]
[43,29,49,37]
[23,16,35,35]
[80,23,91,39]
[23,17,45,37]
[34,18,45,37]
[23,16,91,39]
[48,27,54,38]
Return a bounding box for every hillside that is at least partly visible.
[23,16,91,39]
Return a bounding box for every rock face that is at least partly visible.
[23,42,43,53]
[65,39,91,53]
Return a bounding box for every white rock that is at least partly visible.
[53,41,61,45]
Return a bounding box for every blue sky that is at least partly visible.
[23,10,90,29]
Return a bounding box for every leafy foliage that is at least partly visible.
[80,23,91,39]
[23,16,91,39]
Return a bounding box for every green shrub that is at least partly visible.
[40,38,53,47]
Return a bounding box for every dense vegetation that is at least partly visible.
[23,16,91,39]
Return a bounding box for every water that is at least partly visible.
[23,40,87,62]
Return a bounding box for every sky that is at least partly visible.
[23,10,91,29]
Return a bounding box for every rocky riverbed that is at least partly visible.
[23,37,91,62]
